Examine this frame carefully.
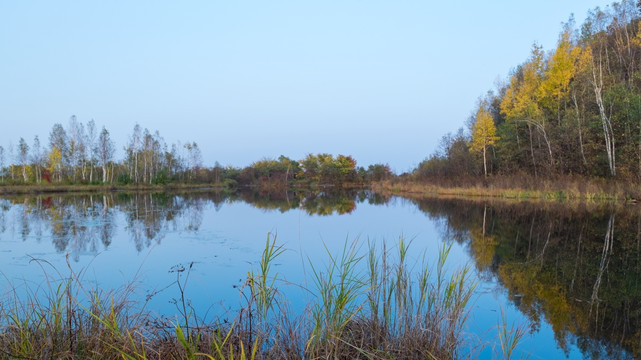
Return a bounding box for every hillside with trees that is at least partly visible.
[414,1,641,185]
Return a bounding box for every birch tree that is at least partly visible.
[98,127,115,183]
[128,124,142,183]
[184,142,202,181]
[18,138,29,182]
[86,119,97,183]
[68,116,81,181]
[31,136,42,183]
[8,142,14,181]
[583,7,617,176]
[49,123,68,181]
[589,45,617,176]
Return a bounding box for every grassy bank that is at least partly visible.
[373,176,641,202]
[0,236,503,359]
[0,183,227,196]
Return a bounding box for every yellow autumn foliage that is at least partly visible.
[500,45,545,121]
[538,31,579,115]
[471,107,499,153]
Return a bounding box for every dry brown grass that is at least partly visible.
[373,175,639,203]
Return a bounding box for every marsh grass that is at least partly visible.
[0,234,503,359]
[374,176,639,203]
[0,256,151,359]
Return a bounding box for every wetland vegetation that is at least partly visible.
[0,235,474,360]
[0,190,639,358]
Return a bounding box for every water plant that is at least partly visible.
[0,234,514,359]
[497,307,529,360]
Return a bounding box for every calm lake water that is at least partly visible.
[0,190,638,359]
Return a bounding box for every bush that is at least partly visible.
[116,174,133,185]
[223,178,238,190]
[152,170,169,185]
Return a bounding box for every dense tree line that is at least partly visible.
[0,117,393,187]
[416,0,641,181]
[214,154,393,187]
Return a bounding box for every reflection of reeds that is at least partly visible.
[0,235,509,359]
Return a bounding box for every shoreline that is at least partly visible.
[0,182,368,196]
[3,179,640,204]
[371,179,641,203]
[0,183,226,195]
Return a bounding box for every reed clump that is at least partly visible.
[0,235,478,359]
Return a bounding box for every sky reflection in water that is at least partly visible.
[0,191,637,359]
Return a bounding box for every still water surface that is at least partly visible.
[0,190,638,359]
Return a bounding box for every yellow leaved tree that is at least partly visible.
[471,107,499,177]
[538,31,579,122]
[500,45,553,174]
[48,147,62,182]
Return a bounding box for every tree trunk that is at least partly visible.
[483,145,487,177]
[522,120,553,169]
[541,128,554,167]
[134,153,138,184]
[593,55,616,176]
[572,94,588,167]
[528,124,537,178]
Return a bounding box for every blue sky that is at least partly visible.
[0,1,615,172]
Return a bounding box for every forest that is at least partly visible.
[415,0,641,183]
[0,118,393,188]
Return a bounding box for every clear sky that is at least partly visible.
[0,1,615,173]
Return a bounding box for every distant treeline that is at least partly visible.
[0,118,393,187]
[0,118,204,186]
[218,154,393,188]
[415,1,641,182]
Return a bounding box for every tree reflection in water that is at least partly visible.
[411,197,641,359]
[4,191,635,358]
[0,189,388,257]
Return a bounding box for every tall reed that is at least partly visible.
[0,235,507,359]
